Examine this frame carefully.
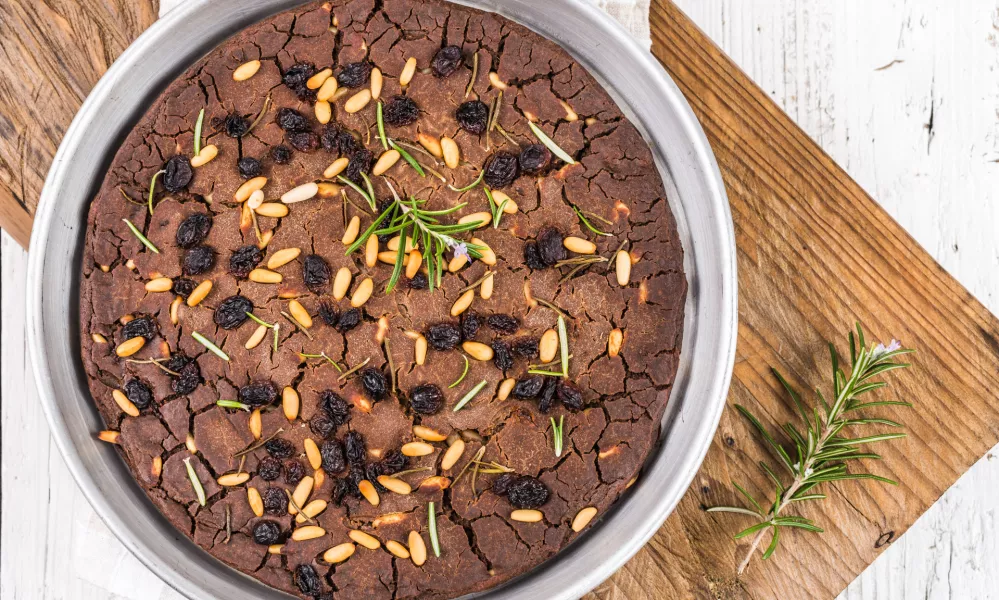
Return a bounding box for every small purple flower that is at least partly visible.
[872,339,902,359]
[451,242,469,261]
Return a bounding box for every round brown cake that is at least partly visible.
[79,1,686,597]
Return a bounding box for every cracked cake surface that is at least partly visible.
[78,0,686,598]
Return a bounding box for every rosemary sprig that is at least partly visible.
[183,457,207,506]
[707,324,913,573]
[557,315,569,378]
[122,218,160,254]
[192,331,229,361]
[448,170,484,193]
[550,416,565,457]
[428,502,441,557]
[338,175,377,211]
[217,400,250,412]
[193,108,205,156]
[453,379,488,412]
[484,187,508,228]
[448,355,470,388]
[527,121,575,165]
[246,311,280,352]
[147,169,165,215]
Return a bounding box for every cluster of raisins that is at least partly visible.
[121,316,158,341]
[492,473,550,509]
[229,245,263,278]
[337,62,371,88]
[282,63,318,101]
[383,95,420,126]
[512,376,584,413]
[163,354,201,395]
[302,254,331,294]
[524,226,566,269]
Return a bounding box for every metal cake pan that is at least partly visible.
[26,0,737,598]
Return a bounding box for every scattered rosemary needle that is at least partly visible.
[338,175,377,211]
[299,351,344,372]
[192,331,230,361]
[281,311,313,340]
[389,139,426,177]
[183,457,207,506]
[447,170,484,193]
[453,379,488,412]
[465,52,478,98]
[338,357,371,382]
[428,502,441,557]
[557,315,569,378]
[448,355,470,388]
[550,415,565,457]
[573,206,613,237]
[122,218,160,254]
[484,187,508,228]
[125,357,180,376]
[193,108,205,156]
[217,400,250,412]
[527,121,575,165]
[376,101,388,150]
[527,369,565,377]
[361,172,377,208]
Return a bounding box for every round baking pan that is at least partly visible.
[26,0,737,598]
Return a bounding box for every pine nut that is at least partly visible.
[282,182,319,204]
[462,341,493,361]
[377,475,412,495]
[564,236,596,254]
[441,136,460,168]
[112,389,140,417]
[245,325,267,350]
[314,468,326,489]
[539,329,558,362]
[255,203,289,218]
[400,57,418,86]
[401,441,434,457]
[217,472,251,486]
[450,289,475,316]
[235,177,267,202]
[365,235,378,267]
[471,238,495,265]
[120,314,135,324]
[186,280,212,306]
[233,60,261,81]
[351,277,373,307]
[152,456,163,477]
[413,425,446,442]
[333,267,352,300]
[283,386,300,421]
[169,296,182,325]
[190,144,218,167]
[115,337,145,357]
[498,378,516,400]
[372,512,406,528]
[317,182,340,198]
[448,254,468,272]
[418,476,451,492]
[510,509,544,523]
[375,539,408,560]
[288,299,312,328]
[409,531,427,566]
[145,277,173,292]
[248,487,264,517]
[349,529,381,549]
[345,89,372,113]
[406,250,422,279]
[315,102,332,126]
[295,499,328,523]
[260,232,274,251]
[608,328,624,357]
[247,189,264,210]
[292,526,326,541]
[376,316,390,343]
[440,438,465,470]
[317,76,338,101]
[324,543,355,563]
[358,480,380,506]
[480,272,494,299]
[249,408,262,439]
[267,247,301,270]
[616,249,632,286]
[414,335,428,366]
[91,333,108,344]
[387,235,417,252]
[488,71,507,89]
[559,99,579,121]
[324,157,350,179]
[370,67,383,99]
[98,430,120,444]
[342,215,361,245]
[290,476,314,514]
[458,212,490,228]
[268,544,284,555]
[185,433,197,453]
[417,133,443,158]
[299,438,320,470]
[248,268,282,283]
[524,280,536,307]
[378,250,408,265]
[307,67,333,90]
[572,506,598,532]
[492,190,518,214]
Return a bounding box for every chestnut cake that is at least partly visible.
[78,0,686,598]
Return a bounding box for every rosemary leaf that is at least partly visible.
[550,415,565,457]
[447,170,484,192]
[448,355,470,388]
[183,457,207,506]
[147,169,165,215]
[192,331,230,361]
[377,101,388,150]
[193,108,205,156]
[217,400,250,411]
[338,175,377,211]
[389,139,426,177]
[361,172,378,210]
[557,315,569,378]
[122,219,160,254]
[428,502,441,557]
[573,205,613,237]
[527,121,575,165]
[453,379,488,412]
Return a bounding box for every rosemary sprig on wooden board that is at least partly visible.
[708,324,912,573]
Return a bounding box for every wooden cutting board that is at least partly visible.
[2,1,999,598]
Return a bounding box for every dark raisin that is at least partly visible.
[223,113,250,138]
[360,368,388,401]
[511,337,539,359]
[261,486,288,512]
[123,378,153,410]
[121,316,158,341]
[337,62,371,88]
[162,354,190,374]
[171,278,196,298]
[175,213,213,249]
[518,143,552,174]
[379,449,407,474]
[287,131,320,153]
[512,376,544,399]
[408,384,444,415]
[237,156,262,179]
[538,376,558,413]
[284,459,306,485]
[367,463,388,492]
[344,431,367,467]
[486,314,520,335]
[345,469,364,497]
[282,62,317,101]
[252,520,283,545]
[335,129,359,156]
[460,311,481,341]
[317,298,340,326]
[523,240,546,269]
[492,340,514,372]
[293,564,322,597]
[557,381,584,412]
[336,308,361,332]
[276,107,311,132]
[331,478,350,505]
[408,272,429,289]
[432,45,463,77]
[228,245,263,278]
[182,245,215,276]
[213,295,253,329]
[383,95,419,126]
[161,156,194,193]
[537,226,567,266]
[258,457,283,481]
[507,475,550,509]
[492,473,519,496]
[426,322,462,350]
[483,151,520,188]
[302,254,331,293]
[271,145,292,164]
[320,440,346,474]
[319,123,340,152]
[309,413,337,439]
[455,100,489,134]
[171,361,201,395]
[238,380,278,407]
[319,391,352,427]
[344,149,373,183]
[265,438,295,459]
